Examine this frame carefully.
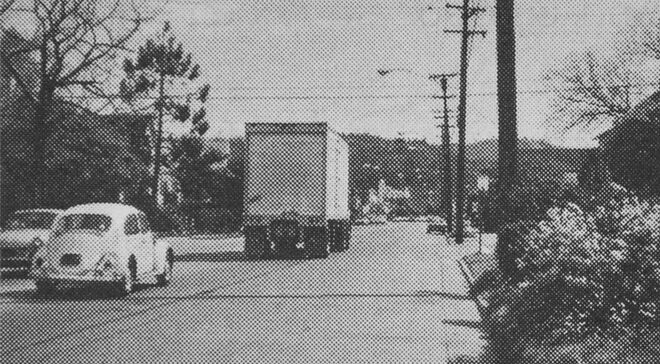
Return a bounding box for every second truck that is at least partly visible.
[243,123,351,259]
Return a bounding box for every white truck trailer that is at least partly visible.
[243,123,351,259]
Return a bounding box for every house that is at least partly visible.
[597,90,660,194]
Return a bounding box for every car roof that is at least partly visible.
[62,203,142,220]
[14,209,64,214]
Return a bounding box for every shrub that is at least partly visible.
[485,200,660,363]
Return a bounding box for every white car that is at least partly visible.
[0,209,63,274]
[29,203,174,296]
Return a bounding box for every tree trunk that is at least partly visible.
[152,73,166,206]
[33,39,54,206]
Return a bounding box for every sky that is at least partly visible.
[4,0,660,147]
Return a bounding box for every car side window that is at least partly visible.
[138,213,151,234]
[124,214,140,236]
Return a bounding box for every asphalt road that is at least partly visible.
[0,222,485,363]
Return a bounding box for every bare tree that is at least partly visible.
[548,51,634,129]
[2,0,153,203]
[642,19,660,59]
[548,11,660,130]
[0,0,16,15]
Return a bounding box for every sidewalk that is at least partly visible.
[445,233,498,320]
[427,233,497,362]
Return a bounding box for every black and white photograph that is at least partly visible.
[1,0,660,363]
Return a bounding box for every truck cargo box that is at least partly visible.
[243,123,350,259]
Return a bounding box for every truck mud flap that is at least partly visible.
[244,226,269,259]
[342,219,351,251]
[304,226,329,259]
[328,220,340,253]
[328,220,351,253]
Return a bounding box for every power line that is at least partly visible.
[54,81,660,101]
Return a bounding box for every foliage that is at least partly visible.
[169,134,224,202]
[482,180,588,232]
[120,21,211,201]
[1,102,150,219]
[600,92,660,195]
[484,200,660,363]
[2,1,147,203]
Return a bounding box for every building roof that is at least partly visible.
[598,90,660,144]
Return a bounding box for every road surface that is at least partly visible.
[0,222,485,363]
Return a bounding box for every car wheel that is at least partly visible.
[35,280,55,296]
[156,249,174,287]
[118,273,134,296]
[117,257,137,296]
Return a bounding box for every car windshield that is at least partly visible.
[4,211,58,230]
[55,214,112,235]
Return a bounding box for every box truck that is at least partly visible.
[243,123,351,259]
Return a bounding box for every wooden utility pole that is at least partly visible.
[430,74,457,232]
[496,0,518,228]
[445,0,486,244]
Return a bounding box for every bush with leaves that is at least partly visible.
[484,200,660,363]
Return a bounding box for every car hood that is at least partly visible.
[0,229,49,248]
[41,232,116,269]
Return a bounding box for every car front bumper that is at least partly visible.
[29,267,123,283]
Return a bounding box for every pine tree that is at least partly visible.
[120,21,211,204]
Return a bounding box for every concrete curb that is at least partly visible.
[457,257,490,322]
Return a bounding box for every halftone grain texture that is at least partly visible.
[2,1,659,363]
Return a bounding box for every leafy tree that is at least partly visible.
[120,21,211,204]
[2,0,148,203]
[169,134,222,204]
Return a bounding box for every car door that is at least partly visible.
[124,214,146,276]
[137,213,155,274]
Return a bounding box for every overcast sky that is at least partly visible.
[5,0,660,147]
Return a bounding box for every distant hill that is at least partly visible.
[343,133,596,195]
[464,138,594,186]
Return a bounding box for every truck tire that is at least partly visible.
[245,226,268,260]
[308,239,330,259]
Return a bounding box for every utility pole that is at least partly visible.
[430,73,457,233]
[496,0,518,229]
[445,0,486,244]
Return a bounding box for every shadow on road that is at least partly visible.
[175,252,312,262]
[442,319,482,329]
[0,284,154,302]
[175,251,247,262]
[414,290,471,301]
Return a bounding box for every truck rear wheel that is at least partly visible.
[309,242,330,259]
[245,226,269,260]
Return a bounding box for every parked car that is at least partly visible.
[0,209,63,275]
[29,203,174,296]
